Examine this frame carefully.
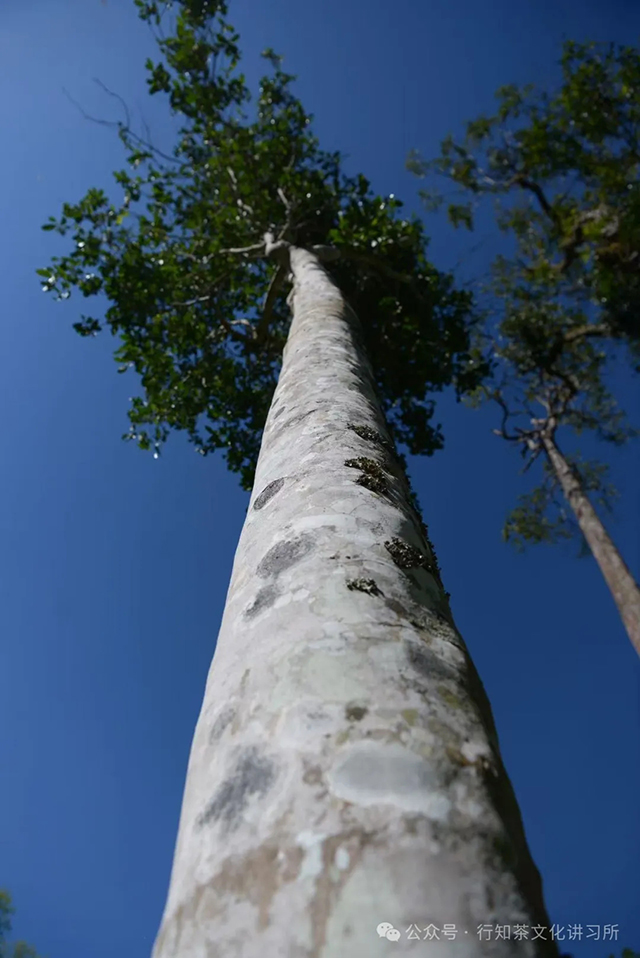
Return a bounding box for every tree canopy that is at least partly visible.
[408,40,639,549]
[38,0,480,490]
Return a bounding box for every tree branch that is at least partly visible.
[512,175,559,226]
[490,388,522,442]
[218,240,266,257]
[540,322,611,373]
[62,81,181,167]
[163,289,254,342]
[564,323,610,344]
[255,262,287,344]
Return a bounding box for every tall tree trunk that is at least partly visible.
[542,431,640,658]
[152,246,557,958]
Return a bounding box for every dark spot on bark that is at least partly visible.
[384,537,430,570]
[244,584,278,619]
[347,423,391,449]
[383,598,447,636]
[344,457,388,496]
[281,409,314,431]
[492,832,518,870]
[346,577,383,597]
[405,641,457,683]
[266,408,314,445]
[302,764,324,786]
[273,404,286,419]
[253,477,286,511]
[209,706,236,744]
[196,747,276,832]
[257,534,314,578]
[358,474,387,495]
[384,596,409,618]
[345,705,368,722]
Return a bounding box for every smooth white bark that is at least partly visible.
[152,247,556,957]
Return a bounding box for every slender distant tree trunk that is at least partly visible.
[541,431,640,659]
[152,246,557,958]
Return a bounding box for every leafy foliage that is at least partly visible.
[38,0,478,490]
[0,891,42,958]
[503,455,619,553]
[409,40,640,547]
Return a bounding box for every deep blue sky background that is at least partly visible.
[1,1,639,955]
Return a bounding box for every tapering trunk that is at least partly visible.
[152,247,557,957]
[541,431,640,658]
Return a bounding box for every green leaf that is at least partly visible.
[447,203,473,230]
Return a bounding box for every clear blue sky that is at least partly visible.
[1,0,639,955]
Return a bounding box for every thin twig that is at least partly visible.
[62,84,181,166]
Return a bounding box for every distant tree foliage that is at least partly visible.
[409,40,640,546]
[0,891,42,958]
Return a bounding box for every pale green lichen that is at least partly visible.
[437,685,465,710]
[401,708,419,727]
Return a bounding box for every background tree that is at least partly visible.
[0,891,41,958]
[408,40,640,656]
[37,0,558,954]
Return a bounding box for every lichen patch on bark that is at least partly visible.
[344,704,368,722]
[196,747,277,832]
[384,536,429,570]
[253,477,286,510]
[209,837,305,934]
[344,457,389,496]
[327,741,452,819]
[244,584,279,619]
[347,423,390,449]
[306,828,375,958]
[346,577,383,596]
[208,706,236,744]
[256,534,314,578]
[405,641,459,685]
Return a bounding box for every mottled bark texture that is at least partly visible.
[152,247,557,957]
[542,432,640,658]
